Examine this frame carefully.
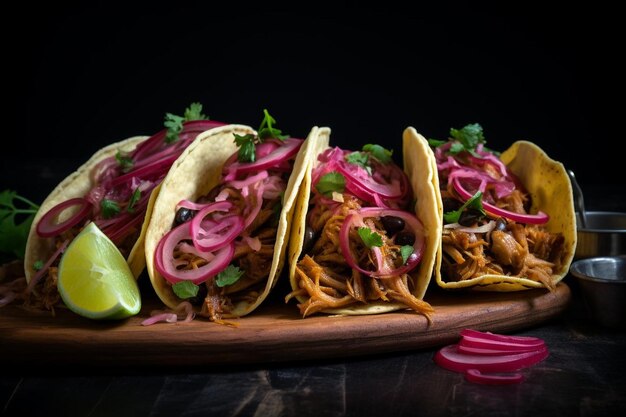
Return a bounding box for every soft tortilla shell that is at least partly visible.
[433,140,577,291]
[144,125,315,317]
[24,135,150,284]
[287,127,441,315]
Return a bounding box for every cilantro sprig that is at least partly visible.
[164,102,209,144]
[362,144,393,164]
[216,265,245,287]
[428,123,499,157]
[443,191,486,224]
[0,190,39,261]
[100,199,121,219]
[400,245,414,264]
[172,281,199,299]
[315,172,345,196]
[358,227,383,249]
[234,109,288,162]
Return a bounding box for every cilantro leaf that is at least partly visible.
[234,133,257,162]
[363,144,393,164]
[358,227,383,249]
[258,109,288,141]
[315,172,345,196]
[172,281,199,299]
[345,151,372,175]
[216,265,245,287]
[115,150,134,172]
[443,191,486,224]
[126,188,141,213]
[428,138,446,147]
[0,190,39,261]
[184,102,208,121]
[400,245,414,264]
[450,123,485,150]
[33,260,44,271]
[101,199,121,219]
[164,113,185,144]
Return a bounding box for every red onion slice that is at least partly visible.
[465,369,524,385]
[452,177,549,224]
[339,208,425,278]
[434,344,549,373]
[224,138,302,179]
[155,222,234,284]
[36,198,92,238]
[188,201,236,252]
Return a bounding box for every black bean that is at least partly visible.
[174,207,195,225]
[381,216,405,235]
[302,225,316,254]
[442,197,463,213]
[495,217,508,231]
[395,231,416,246]
[458,209,483,227]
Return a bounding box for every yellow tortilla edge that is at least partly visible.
[434,140,577,291]
[144,125,317,317]
[286,127,441,315]
[24,135,150,284]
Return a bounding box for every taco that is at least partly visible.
[285,127,440,319]
[144,111,312,324]
[23,103,225,311]
[418,123,576,291]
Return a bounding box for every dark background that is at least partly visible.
[3,2,622,208]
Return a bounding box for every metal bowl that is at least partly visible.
[569,255,626,328]
[575,211,626,259]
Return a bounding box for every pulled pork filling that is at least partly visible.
[286,146,434,320]
[440,188,565,291]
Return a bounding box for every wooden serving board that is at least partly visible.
[0,283,570,367]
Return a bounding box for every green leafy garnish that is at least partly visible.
[33,260,44,271]
[258,109,288,141]
[126,188,141,213]
[400,245,414,265]
[450,123,485,152]
[427,138,446,147]
[234,133,257,162]
[234,109,288,162]
[172,281,199,299]
[164,113,185,144]
[0,190,39,261]
[315,172,345,196]
[184,102,208,121]
[115,150,134,172]
[164,102,209,144]
[443,191,486,224]
[363,144,393,164]
[358,227,383,249]
[216,265,245,287]
[345,151,372,175]
[101,199,121,219]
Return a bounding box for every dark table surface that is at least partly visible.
[2,278,626,417]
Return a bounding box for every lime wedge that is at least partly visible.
[57,222,141,320]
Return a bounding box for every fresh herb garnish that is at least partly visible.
[234,133,257,162]
[443,191,486,224]
[33,260,44,271]
[184,102,207,121]
[430,123,499,157]
[172,281,199,299]
[258,109,289,141]
[126,188,141,213]
[115,150,134,172]
[400,245,414,264]
[358,227,383,249]
[0,190,39,261]
[363,144,393,164]
[101,199,121,219]
[216,265,245,287]
[315,172,346,196]
[234,109,288,162]
[345,151,372,175]
[164,102,209,144]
